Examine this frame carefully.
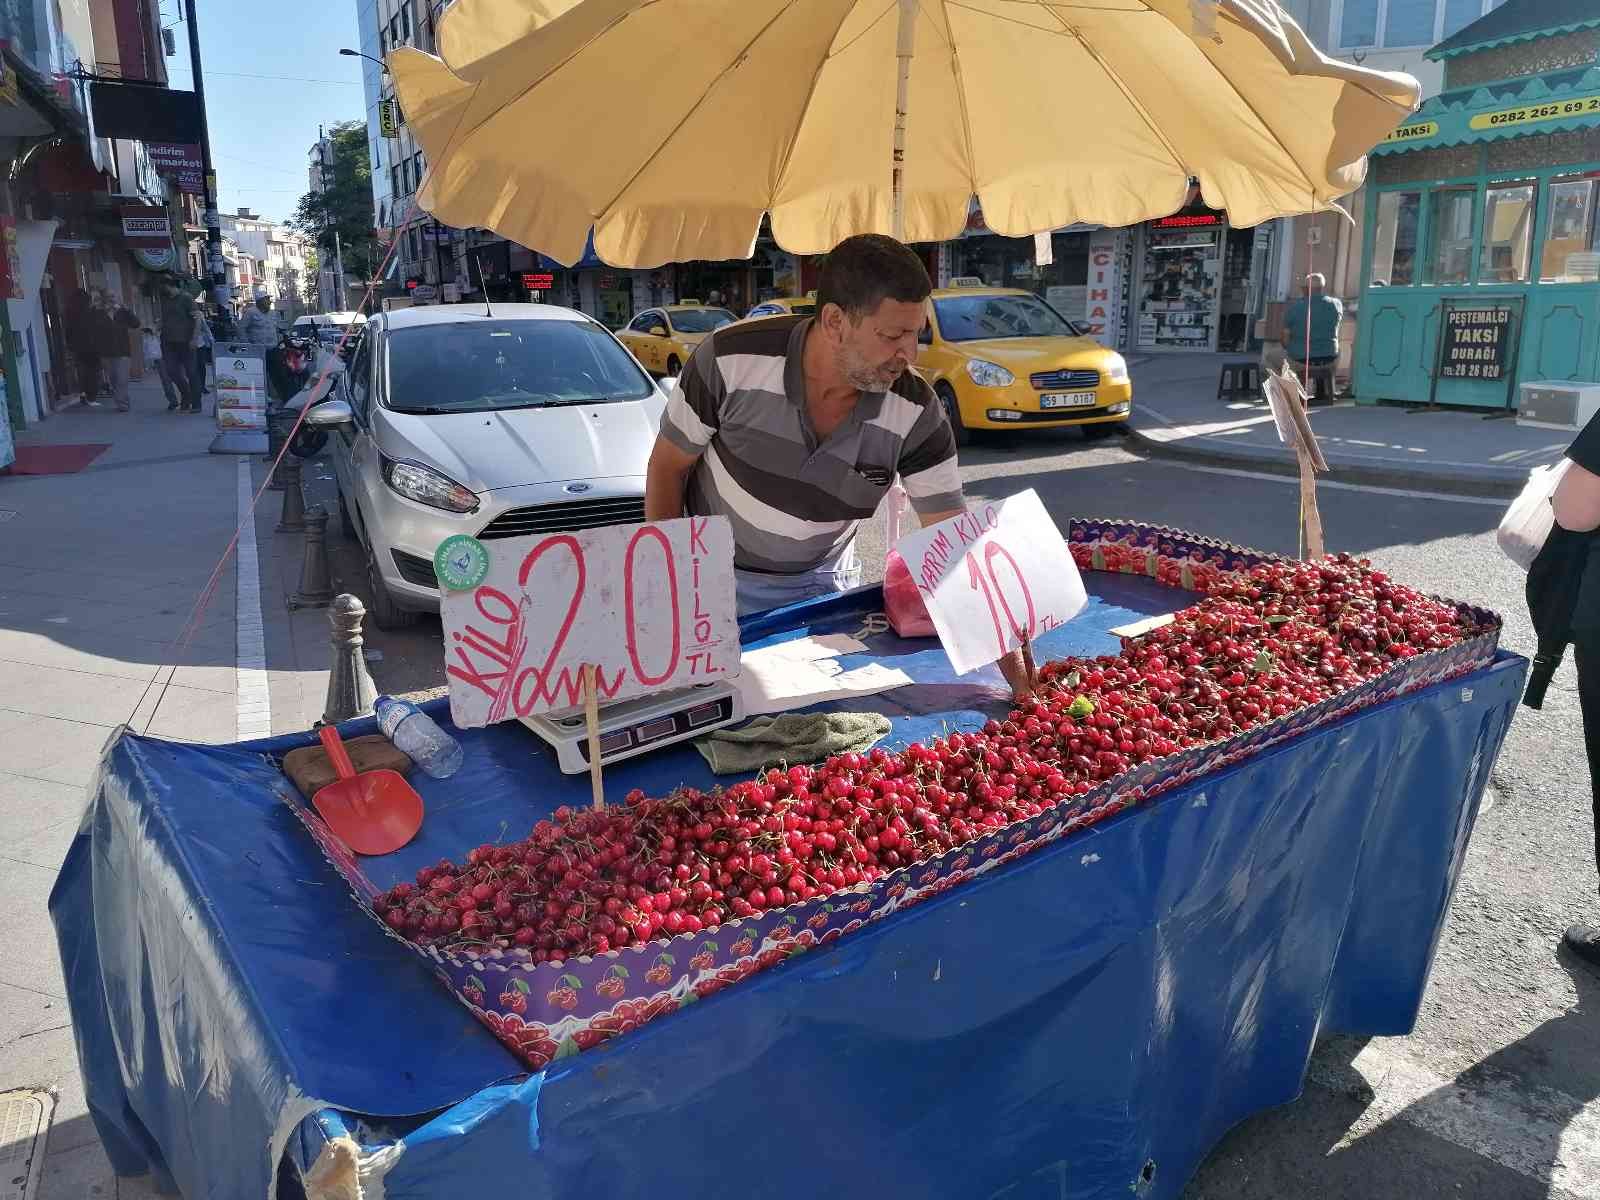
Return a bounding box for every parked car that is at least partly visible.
[744,294,817,320]
[616,303,735,376]
[306,304,669,628]
[916,282,1132,443]
[292,310,367,347]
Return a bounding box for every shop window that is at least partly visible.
[1478,182,1534,284]
[1339,0,1378,47]
[1371,191,1420,286]
[1334,0,1497,51]
[1428,189,1475,285]
[1440,0,1480,36]
[1383,0,1434,47]
[1540,177,1600,283]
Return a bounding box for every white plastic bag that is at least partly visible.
[883,480,913,547]
[1498,459,1571,571]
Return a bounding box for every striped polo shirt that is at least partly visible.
[659,316,964,575]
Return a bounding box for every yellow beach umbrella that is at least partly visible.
[391,0,1419,268]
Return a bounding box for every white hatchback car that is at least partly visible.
[308,304,669,628]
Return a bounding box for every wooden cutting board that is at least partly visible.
[283,734,413,798]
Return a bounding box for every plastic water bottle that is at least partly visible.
[374,695,463,779]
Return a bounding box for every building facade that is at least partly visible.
[1353,0,1600,408]
[220,207,312,320]
[0,0,191,464]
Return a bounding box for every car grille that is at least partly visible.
[392,549,439,588]
[1030,368,1100,391]
[477,496,647,541]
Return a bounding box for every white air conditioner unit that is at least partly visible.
[1518,382,1600,432]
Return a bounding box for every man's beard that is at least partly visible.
[839,342,903,391]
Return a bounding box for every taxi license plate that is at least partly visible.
[1040,391,1097,410]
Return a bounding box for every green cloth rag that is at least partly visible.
[695,712,893,776]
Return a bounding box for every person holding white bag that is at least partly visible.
[1523,411,1600,967]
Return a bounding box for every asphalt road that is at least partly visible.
[305,429,1600,1199]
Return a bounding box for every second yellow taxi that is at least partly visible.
[916,282,1132,443]
[617,303,736,377]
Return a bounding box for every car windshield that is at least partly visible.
[384,321,654,414]
[933,294,1084,341]
[670,308,735,333]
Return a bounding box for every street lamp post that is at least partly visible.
[338,48,389,73]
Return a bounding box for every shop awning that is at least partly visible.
[1372,64,1600,156]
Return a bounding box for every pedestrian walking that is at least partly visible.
[96,292,140,412]
[159,281,199,412]
[238,286,282,347]
[1525,410,1600,968]
[192,297,215,404]
[65,287,104,402]
[142,325,179,407]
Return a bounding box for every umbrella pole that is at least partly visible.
[891,0,917,241]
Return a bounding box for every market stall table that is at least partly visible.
[51,570,1524,1200]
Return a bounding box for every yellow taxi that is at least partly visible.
[916,282,1132,443]
[743,293,817,320]
[617,302,736,376]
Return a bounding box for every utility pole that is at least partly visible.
[186,0,225,306]
[334,229,347,310]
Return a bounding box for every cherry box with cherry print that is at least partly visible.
[287,519,1502,1073]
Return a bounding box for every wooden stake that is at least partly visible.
[1297,444,1326,560]
[582,663,604,810]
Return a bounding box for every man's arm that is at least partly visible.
[645,437,698,521]
[897,393,1037,700]
[645,338,723,521]
[1555,461,1600,533]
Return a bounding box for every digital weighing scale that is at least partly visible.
[520,680,744,774]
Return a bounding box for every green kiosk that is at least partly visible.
[1356,1,1600,412]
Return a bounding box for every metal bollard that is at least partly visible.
[322,594,377,724]
[275,454,306,532]
[290,506,336,609]
[265,408,293,489]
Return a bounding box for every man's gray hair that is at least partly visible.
[1307,273,1327,288]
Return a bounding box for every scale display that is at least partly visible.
[520,681,744,774]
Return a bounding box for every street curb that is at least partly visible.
[1126,425,1525,500]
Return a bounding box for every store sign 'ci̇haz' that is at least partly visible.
[440,516,740,727]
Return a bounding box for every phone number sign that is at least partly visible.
[1439,305,1514,381]
[1469,93,1600,131]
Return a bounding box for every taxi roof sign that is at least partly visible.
[949,276,987,287]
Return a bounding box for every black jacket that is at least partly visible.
[1525,523,1591,708]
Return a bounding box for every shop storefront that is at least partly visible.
[1354,12,1600,409]
[952,221,1092,319]
[1131,207,1268,354]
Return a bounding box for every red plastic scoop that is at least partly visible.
[311,725,424,855]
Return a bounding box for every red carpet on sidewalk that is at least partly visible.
[3,443,111,475]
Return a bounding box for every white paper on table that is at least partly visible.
[734,641,909,716]
[749,634,867,662]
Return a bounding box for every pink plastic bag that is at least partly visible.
[883,550,936,638]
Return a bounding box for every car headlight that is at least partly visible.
[1103,354,1129,383]
[381,456,479,514]
[965,358,1015,388]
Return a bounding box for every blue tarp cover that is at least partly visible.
[49,577,1525,1200]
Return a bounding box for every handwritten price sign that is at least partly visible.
[440,516,739,728]
[892,489,1087,674]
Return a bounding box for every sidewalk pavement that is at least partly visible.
[0,378,337,1197]
[1125,352,1569,498]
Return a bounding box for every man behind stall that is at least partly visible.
[645,233,1035,699]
